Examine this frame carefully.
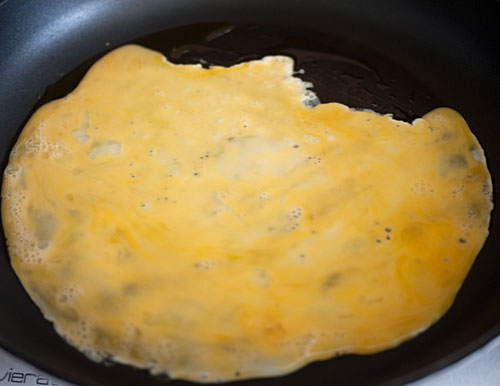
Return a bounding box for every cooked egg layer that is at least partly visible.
[1,45,493,382]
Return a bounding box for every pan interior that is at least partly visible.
[3,26,490,386]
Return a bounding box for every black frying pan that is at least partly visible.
[0,1,499,385]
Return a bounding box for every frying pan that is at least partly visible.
[0,0,499,385]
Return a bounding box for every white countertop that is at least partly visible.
[1,335,499,386]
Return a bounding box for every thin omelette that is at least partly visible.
[1,45,493,382]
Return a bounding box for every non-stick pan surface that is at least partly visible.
[0,1,499,385]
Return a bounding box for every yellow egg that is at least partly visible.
[1,44,493,382]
